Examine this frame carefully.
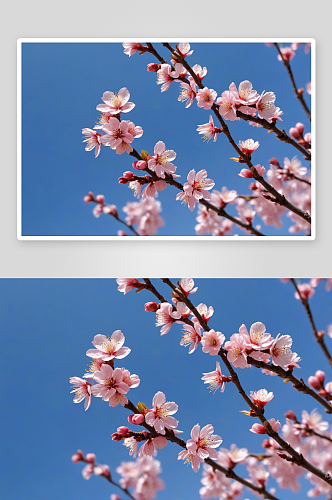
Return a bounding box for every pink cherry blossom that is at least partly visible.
[195,303,214,322]
[247,322,273,350]
[202,361,230,393]
[82,128,102,157]
[91,364,130,407]
[250,418,281,434]
[123,198,165,236]
[141,179,167,199]
[69,376,92,411]
[177,169,215,212]
[179,278,198,296]
[145,391,179,435]
[270,333,294,368]
[124,437,139,457]
[283,156,307,177]
[178,77,197,108]
[138,436,168,457]
[96,88,135,115]
[192,64,207,80]
[197,115,222,142]
[216,91,238,121]
[116,278,141,294]
[186,424,223,462]
[101,118,134,154]
[123,42,145,56]
[256,91,277,120]
[86,330,131,362]
[238,139,260,156]
[83,358,105,379]
[301,409,329,433]
[230,80,259,105]
[155,302,182,335]
[180,320,202,354]
[294,283,315,301]
[224,332,249,368]
[278,47,296,62]
[196,87,217,110]
[250,389,274,409]
[178,449,202,473]
[82,463,94,479]
[201,329,225,356]
[217,444,248,468]
[177,42,193,58]
[156,64,179,92]
[147,141,177,179]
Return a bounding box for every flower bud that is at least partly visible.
[95,194,105,204]
[117,426,129,434]
[239,169,253,178]
[83,192,94,203]
[289,127,301,140]
[103,204,118,216]
[85,453,96,464]
[147,63,160,72]
[132,160,147,170]
[144,301,160,312]
[295,122,304,134]
[284,410,297,421]
[269,157,280,167]
[71,449,84,462]
[316,370,326,384]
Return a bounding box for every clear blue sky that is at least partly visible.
[1,278,330,500]
[21,41,311,236]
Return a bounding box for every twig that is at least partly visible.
[290,279,332,369]
[274,43,311,121]
[89,199,139,236]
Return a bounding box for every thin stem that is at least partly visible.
[158,279,332,486]
[274,43,311,121]
[290,279,332,369]
[159,42,311,225]
[129,148,265,236]
[124,400,281,500]
[89,199,139,236]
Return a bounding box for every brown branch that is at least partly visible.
[124,400,281,500]
[129,148,265,236]
[88,198,139,236]
[274,43,311,122]
[158,42,311,226]
[290,279,332,369]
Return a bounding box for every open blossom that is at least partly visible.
[91,365,130,407]
[230,80,259,105]
[196,87,217,110]
[247,322,273,350]
[138,436,168,457]
[179,278,198,296]
[155,302,182,335]
[96,88,135,115]
[180,320,202,354]
[178,449,202,473]
[186,424,223,462]
[202,361,229,393]
[177,42,193,58]
[239,139,259,156]
[250,389,274,409]
[83,358,104,379]
[224,332,249,368]
[301,409,329,433]
[145,391,179,435]
[123,42,144,56]
[256,91,277,120]
[141,179,167,199]
[69,376,92,410]
[278,47,296,62]
[178,77,197,108]
[294,283,315,301]
[156,64,179,92]
[270,333,294,368]
[195,303,214,322]
[216,91,238,121]
[283,156,307,177]
[86,331,131,361]
[116,278,141,294]
[201,329,225,356]
[101,118,135,154]
[148,141,177,179]
[177,169,215,212]
[82,128,102,157]
[192,64,207,80]
[217,444,248,468]
[197,115,221,142]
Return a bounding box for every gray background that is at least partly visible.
[3,0,329,277]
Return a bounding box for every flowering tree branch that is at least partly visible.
[156,42,311,225]
[155,278,332,486]
[274,43,311,121]
[129,148,265,236]
[290,278,332,369]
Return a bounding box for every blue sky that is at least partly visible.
[1,278,331,500]
[21,41,311,237]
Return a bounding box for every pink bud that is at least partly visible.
[85,453,96,464]
[295,122,305,134]
[123,171,135,178]
[118,230,127,236]
[308,376,321,390]
[71,449,84,462]
[147,63,160,72]
[133,160,147,170]
[250,423,267,434]
[289,127,301,140]
[238,168,253,178]
[325,382,332,394]
[304,132,311,144]
[249,182,257,191]
[94,464,111,479]
[269,157,280,167]
[144,302,160,312]
[262,439,271,448]
[95,195,105,204]
[117,426,129,434]
[103,204,118,216]
[83,192,94,203]
[284,410,297,421]
[316,370,326,384]
[131,414,145,425]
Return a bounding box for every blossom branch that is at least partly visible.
[88,198,139,236]
[156,278,332,485]
[129,148,265,236]
[123,399,281,500]
[274,43,311,121]
[157,42,311,225]
[290,279,332,369]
